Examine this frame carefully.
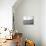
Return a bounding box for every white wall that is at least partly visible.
[0,0,16,30]
[41,0,46,46]
[13,0,41,46]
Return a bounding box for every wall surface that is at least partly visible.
[13,0,41,46]
[0,0,16,30]
[41,0,46,46]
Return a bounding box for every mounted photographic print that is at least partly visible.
[23,16,34,25]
